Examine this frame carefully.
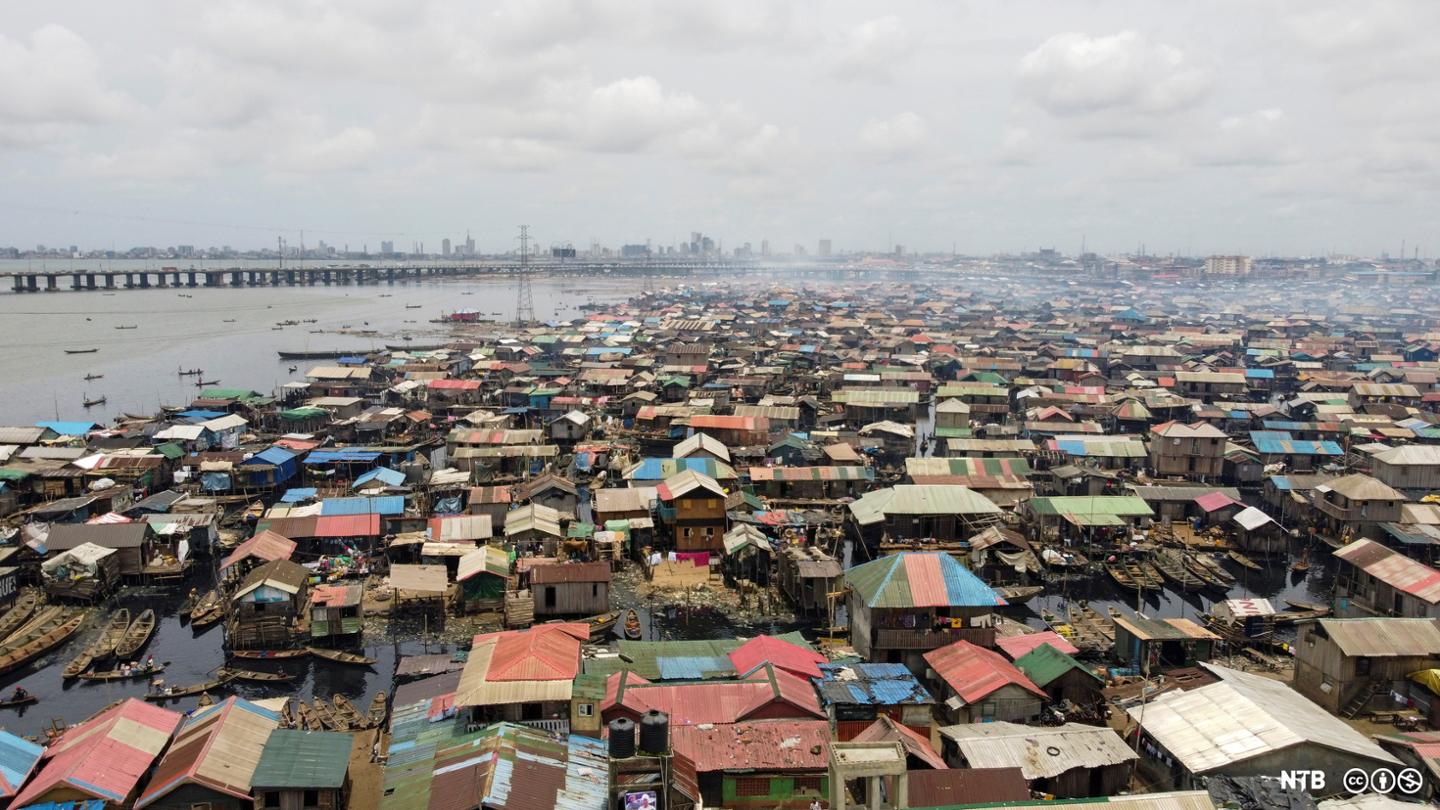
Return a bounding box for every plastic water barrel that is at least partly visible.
[638,709,669,753]
[609,717,636,758]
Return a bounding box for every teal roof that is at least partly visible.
[252,729,352,789]
[1014,643,1102,689]
[845,552,1006,609]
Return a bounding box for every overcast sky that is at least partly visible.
[1,0,1436,257]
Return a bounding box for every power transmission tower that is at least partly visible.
[515,224,534,325]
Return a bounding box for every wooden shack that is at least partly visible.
[530,561,611,618]
[251,729,352,810]
[230,559,310,649]
[456,545,509,614]
[44,522,153,581]
[777,545,842,618]
[308,583,363,647]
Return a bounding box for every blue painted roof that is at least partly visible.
[178,409,227,421]
[1251,431,1342,456]
[656,655,735,680]
[249,446,298,466]
[627,457,729,480]
[303,450,382,464]
[337,355,368,365]
[34,421,96,436]
[0,728,43,799]
[321,496,404,516]
[1244,368,1274,379]
[813,662,933,707]
[280,488,317,503]
[353,467,406,488]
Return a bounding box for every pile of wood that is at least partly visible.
[504,589,534,628]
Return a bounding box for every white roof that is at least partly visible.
[673,432,731,462]
[1129,662,1401,774]
[1233,506,1275,531]
[938,722,1136,779]
[153,425,206,441]
[432,515,492,542]
[200,414,248,432]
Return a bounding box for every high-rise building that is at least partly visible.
[761,239,770,257]
[442,238,451,256]
[819,239,832,257]
[380,240,395,256]
[465,232,475,256]
[1204,255,1252,275]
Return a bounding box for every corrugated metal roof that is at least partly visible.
[728,635,828,680]
[1129,662,1401,774]
[1335,539,1440,604]
[1316,618,1440,657]
[851,716,947,769]
[605,667,824,725]
[813,663,934,708]
[251,729,351,789]
[1013,643,1101,689]
[135,697,280,807]
[846,552,1005,608]
[672,720,830,773]
[321,495,404,516]
[905,766,1029,807]
[747,465,874,482]
[220,530,296,571]
[939,721,1137,779]
[1028,496,1153,518]
[849,485,1002,525]
[14,699,183,807]
[923,640,1046,703]
[0,729,42,799]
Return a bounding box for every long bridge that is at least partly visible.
[0,260,792,293]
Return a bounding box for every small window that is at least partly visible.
[736,777,771,797]
[544,587,556,607]
[254,602,267,613]
[263,792,280,808]
[303,789,320,807]
[794,776,823,794]
[591,583,598,598]
[191,803,214,810]
[1357,657,1372,676]
[578,702,593,717]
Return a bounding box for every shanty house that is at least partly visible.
[1111,613,1219,675]
[671,720,832,810]
[1294,617,1440,716]
[309,583,363,647]
[456,545,509,613]
[455,623,586,730]
[231,559,310,649]
[938,722,1137,798]
[1129,662,1402,795]
[44,522,155,580]
[845,552,1006,677]
[134,696,280,810]
[923,639,1046,724]
[1149,422,1227,479]
[251,729,353,810]
[1013,643,1104,706]
[847,485,1003,544]
[813,662,936,741]
[777,545,843,618]
[530,561,611,617]
[12,698,183,808]
[656,469,729,553]
[1334,538,1440,619]
[1311,474,1406,542]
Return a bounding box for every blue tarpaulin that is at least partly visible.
[353,467,406,488]
[35,421,96,436]
[178,409,227,421]
[280,487,318,503]
[321,496,404,516]
[304,450,382,465]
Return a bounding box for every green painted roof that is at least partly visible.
[1014,643,1102,689]
[279,407,329,420]
[198,387,263,400]
[1027,496,1153,517]
[153,442,185,460]
[252,729,352,789]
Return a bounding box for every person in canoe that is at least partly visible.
[10,686,29,703]
[145,655,156,671]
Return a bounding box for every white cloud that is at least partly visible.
[858,112,929,160]
[0,24,136,124]
[1192,108,1299,167]
[831,16,914,82]
[1018,31,1211,117]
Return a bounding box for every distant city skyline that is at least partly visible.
[1,1,1437,256]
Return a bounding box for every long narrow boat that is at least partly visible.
[218,667,294,683]
[0,694,37,709]
[994,585,1044,605]
[1153,550,1206,591]
[230,649,309,660]
[311,698,343,730]
[0,593,40,642]
[1227,550,1264,570]
[623,609,642,640]
[306,647,376,666]
[280,699,295,729]
[332,695,365,730]
[190,590,225,628]
[1183,554,1236,590]
[114,609,155,660]
[79,662,167,682]
[145,673,234,701]
[0,610,86,676]
[297,701,321,731]
[177,591,198,619]
[581,610,620,639]
[367,692,387,729]
[92,609,132,661]
[63,650,94,680]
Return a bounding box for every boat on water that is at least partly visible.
[1153,549,1206,591]
[114,609,155,659]
[63,649,94,680]
[230,648,308,660]
[1106,561,1162,592]
[306,647,376,666]
[0,593,40,642]
[194,378,220,386]
[177,368,204,376]
[218,667,294,683]
[623,609,642,640]
[280,699,296,729]
[0,694,38,709]
[579,610,620,639]
[311,697,342,730]
[405,304,423,309]
[64,348,98,354]
[92,609,132,660]
[146,671,236,701]
[1274,599,1331,624]
[82,396,106,408]
[79,662,167,681]
[178,591,198,618]
[190,589,224,628]
[83,373,103,381]
[277,350,347,360]
[367,692,387,728]
[1291,547,1311,573]
[297,700,322,731]
[332,695,365,730]
[994,585,1044,605]
[0,609,86,676]
[1227,550,1263,570]
[1185,553,1237,590]
[114,325,138,330]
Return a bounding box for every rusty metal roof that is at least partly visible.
[1335,538,1440,604]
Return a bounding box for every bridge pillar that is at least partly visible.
[229,270,242,287]
[84,273,96,289]
[103,274,115,289]
[69,273,81,291]
[323,270,331,285]
[187,271,197,287]
[155,272,167,288]
[44,275,56,291]
[138,272,150,288]
[11,276,21,293]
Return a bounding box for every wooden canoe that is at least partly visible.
[0,610,86,676]
[994,585,1044,605]
[1153,550,1206,591]
[280,699,295,729]
[311,697,343,730]
[231,648,309,660]
[623,609,642,640]
[367,692,387,728]
[297,701,322,731]
[582,611,620,639]
[0,695,37,709]
[307,647,376,666]
[145,673,234,701]
[1227,550,1263,570]
[1105,563,1144,592]
[218,667,295,683]
[93,609,132,660]
[332,695,365,730]
[178,591,198,619]
[114,609,155,659]
[63,650,94,679]
[190,590,224,628]
[0,593,40,642]
[79,662,167,681]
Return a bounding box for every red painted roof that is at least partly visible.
[1194,491,1239,513]
[313,513,381,537]
[923,640,1046,704]
[474,624,586,681]
[672,720,831,773]
[604,668,823,725]
[903,553,949,608]
[852,716,946,769]
[728,635,828,680]
[15,698,182,807]
[993,631,1079,661]
[220,529,296,571]
[687,415,770,432]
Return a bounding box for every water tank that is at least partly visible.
[608,717,636,759]
[638,709,669,754]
